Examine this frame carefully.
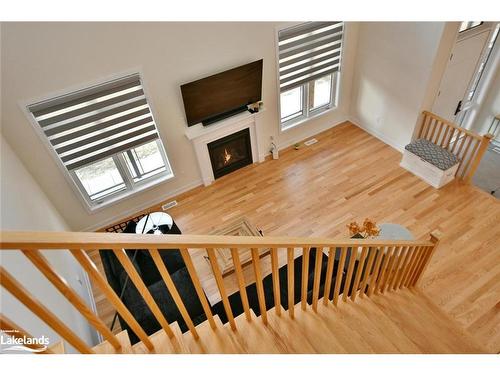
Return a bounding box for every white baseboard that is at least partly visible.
[80,179,203,232]
[349,116,405,153]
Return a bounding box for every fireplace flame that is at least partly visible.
[223,148,232,164]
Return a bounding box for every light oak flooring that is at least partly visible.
[91,289,486,354]
[89,122,500,353]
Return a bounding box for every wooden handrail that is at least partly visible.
[0,231,435,249]
[1,230,440,353]
[417,111,492,183]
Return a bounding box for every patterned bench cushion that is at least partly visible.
[405,138,459,171]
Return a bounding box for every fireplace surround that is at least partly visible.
[185,110,263,186]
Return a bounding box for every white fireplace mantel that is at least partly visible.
[185,110,265,186]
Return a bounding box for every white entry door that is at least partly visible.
[432,23,494,122]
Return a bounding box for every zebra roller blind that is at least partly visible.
[28,74,160,171]
[278,22,344,92]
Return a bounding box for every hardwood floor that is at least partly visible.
[89,121,500,352]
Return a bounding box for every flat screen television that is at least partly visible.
[180,59,263,126]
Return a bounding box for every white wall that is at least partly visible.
[0,135,99,352]
[0,22,358,231]
[350,22,446,151]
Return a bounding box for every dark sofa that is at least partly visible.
[99,220,208,344]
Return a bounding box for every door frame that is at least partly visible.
[451,22,500,129]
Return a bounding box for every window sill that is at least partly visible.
[86,171,174,213]
[280,105,337,132]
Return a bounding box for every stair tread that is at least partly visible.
[47,341,65,354]
[266,306,338,353]
[182,315,243,354]
[93,330,133,354]
[132,322,186,354]
[224,310,283,353]
[369,288,486,353]
[94,289,488,354]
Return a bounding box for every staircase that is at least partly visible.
[0,230,487,354]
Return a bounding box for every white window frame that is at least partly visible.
[276,23,343,132]
[21,69,175,213]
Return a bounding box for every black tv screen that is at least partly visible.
[181,59,263,126]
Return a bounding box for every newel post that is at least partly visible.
[464,133,493,184]
[413,230,441,286]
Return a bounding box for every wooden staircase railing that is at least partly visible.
[417,111,493,183]
[0,230,440,354]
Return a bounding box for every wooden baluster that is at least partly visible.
[311,247,323,311]
[113,248,175,338]
[418,112,430,138]
[407,246,431,286]
[322,247,336,305]
[423,116,434,140]
[287,247,295,318]
[428,118,438,142]
[404,247,426,288]
[270,247,281,316]
[149,248,200,338]
[440,125,450,147]
[22,249,121,350]
[374,246,395,295]
[413,231,441,286]
[445,127,456,150]
[70,249,154,350]
[459,137,477,178]
[399,246,421,288]
[342,247,357,302]
[332,247,347,306]
[206,248,236,330]
[230,248,252,322]
[434,121,444,145]
[0,266,93,354]
[450,130,463,154]
[367,246,386,297]
[358,247,377,298]
[455,135,470,172]
[381,246,401,293]
[300,247,310,311]
[0,313,55,354]
[392,246,415,290]
[251,248,268,325]
[350,247,368,302]
[179,248,216,330]
[463,134,493,183]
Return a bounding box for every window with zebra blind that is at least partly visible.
[277,22,344,130]
[27,73,173,210]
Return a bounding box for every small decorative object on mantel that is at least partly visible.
[247,101,263,113]
[347,218,381,239]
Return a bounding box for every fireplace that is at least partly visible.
[207,128,253,179]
